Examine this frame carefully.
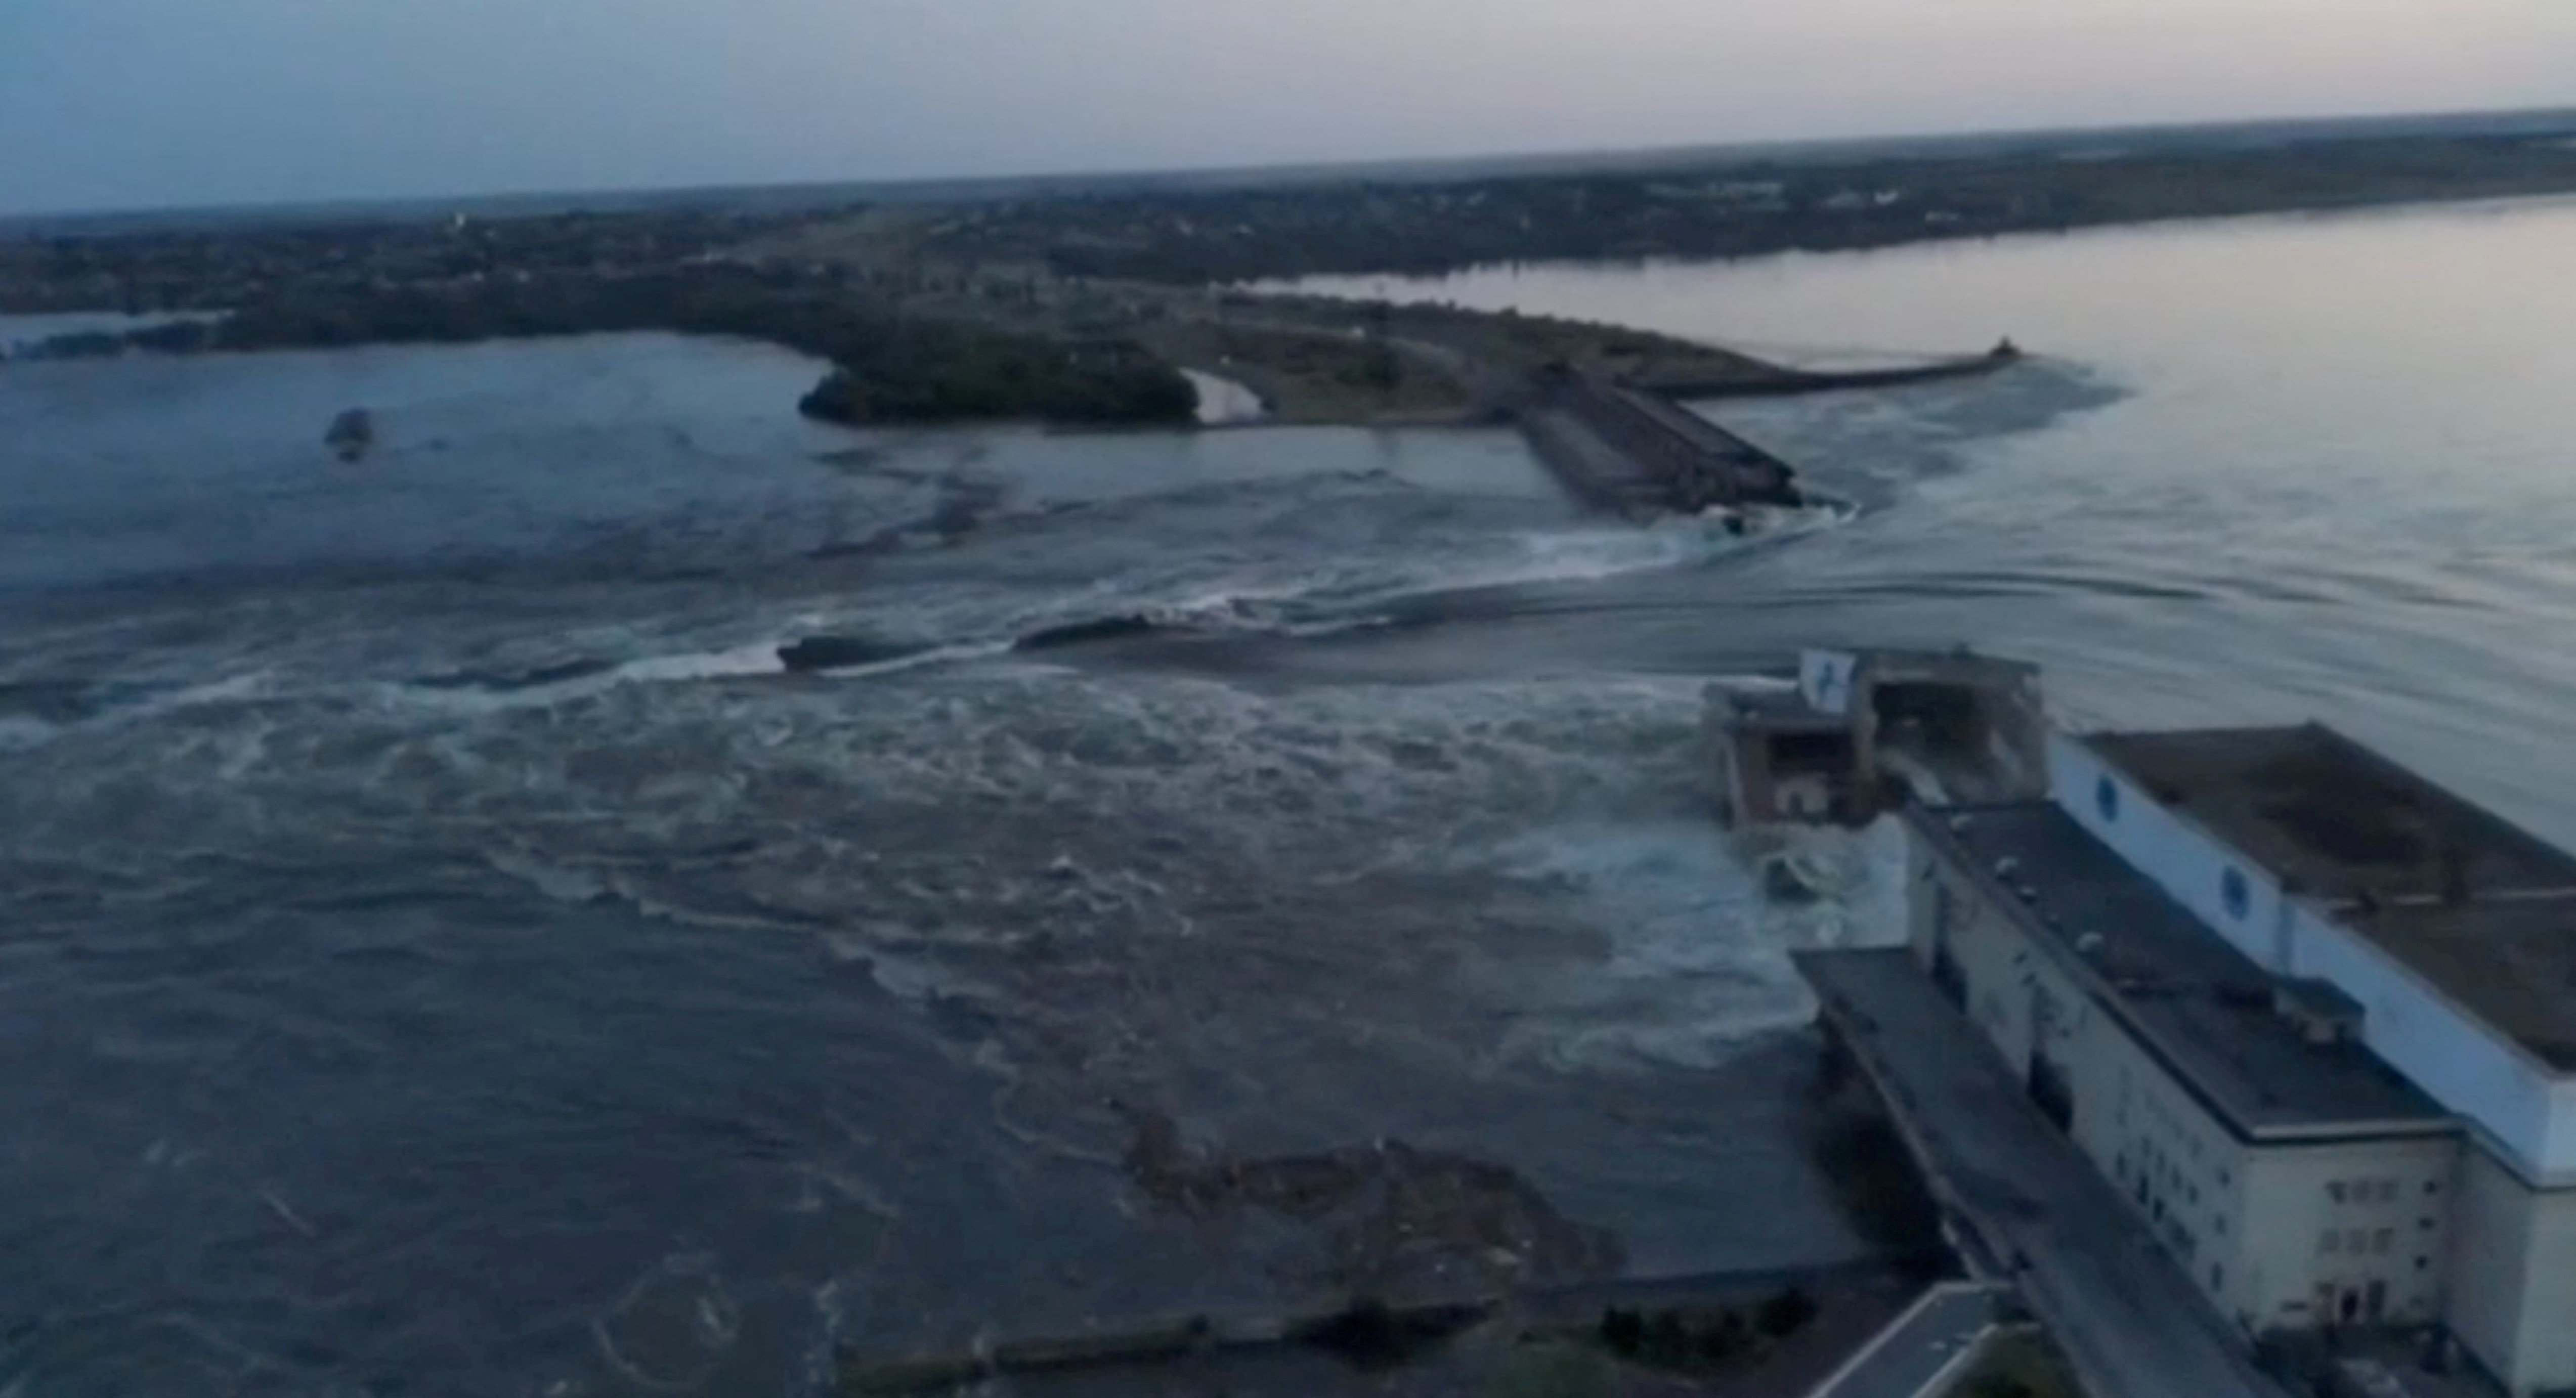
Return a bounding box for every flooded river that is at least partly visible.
[7,197,2576,1392]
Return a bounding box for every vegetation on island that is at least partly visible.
[18,267,1198,428]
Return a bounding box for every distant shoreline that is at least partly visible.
[16,114,2574,432]
[899,127,2576,285]
[8,103,2576,235]
[1258,186,2576,293]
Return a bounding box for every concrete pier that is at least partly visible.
[1514,371,1804,518]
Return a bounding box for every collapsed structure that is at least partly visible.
[1710,648,2050,825]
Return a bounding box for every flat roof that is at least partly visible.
[2341,899,2576,1072]
[1849,648,2044,681]
[2084,725,2576,903]
[1723,687,1848,729]
[1912,802,2451,1139]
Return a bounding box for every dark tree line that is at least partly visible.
[21,267,1197,428]
[921,134,2576,284]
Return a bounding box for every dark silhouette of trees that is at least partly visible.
[23,267,1197,428]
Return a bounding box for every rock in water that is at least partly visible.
[324,408,376,463]
[777,636,926,673]
[1013,614,1161,652]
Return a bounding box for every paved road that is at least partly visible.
[1800,950,2291,1398]
[1809,1282,2002,1398]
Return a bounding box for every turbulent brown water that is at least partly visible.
[9,198,2576,1394]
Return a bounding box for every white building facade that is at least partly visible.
[1913,725,2576,1396]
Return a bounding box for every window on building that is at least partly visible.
[2328,1182,2348,1205]
[2417,1257,2432,1271]
[2221,868,2251,920]
[2349,1229,2370,1254]
[2426,1180,2441,1196]
[2374,1229,2393,1255]
[2322,1230,2341,1255]
[2215,1216,2227,1237]
[2376,1181,2397,1204]
[2421,1216,2436,1231]
[2097,776,2121,823]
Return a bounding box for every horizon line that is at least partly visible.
[10,99,2576,230]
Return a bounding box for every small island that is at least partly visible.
[14,268,1204,429]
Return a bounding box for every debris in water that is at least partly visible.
[1292,1297,1486,1371]
[260,1189,318,1238]
[324,408,376,463]
[1111,1103,1624,1295]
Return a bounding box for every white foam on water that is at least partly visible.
[0,716,57,752]
[1040,512,1793,641]
[804,641,1012,680]
[747,469,1856,663]
[484,848,613,905]
[1474,811,1911,1072]
[1408,502,1856,596]
[134,670,278,717]
[606,641,787,685]
[1180,368,1267,426]
[382,642,786,716]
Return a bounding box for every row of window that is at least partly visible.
[2119,1140,2232,1274]
[2322,1227,2395,1257]
[2133,1140,2204,1208]
[2124,1079,2210,1162]
[2167,1215,2199,1264]
[2326,1176,2434,1206]
[2122,1078,2227,1186]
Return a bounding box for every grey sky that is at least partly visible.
[6,0,2575,214]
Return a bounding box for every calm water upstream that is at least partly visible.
[1286,197,2576,826]
[6,197,2576,1393]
